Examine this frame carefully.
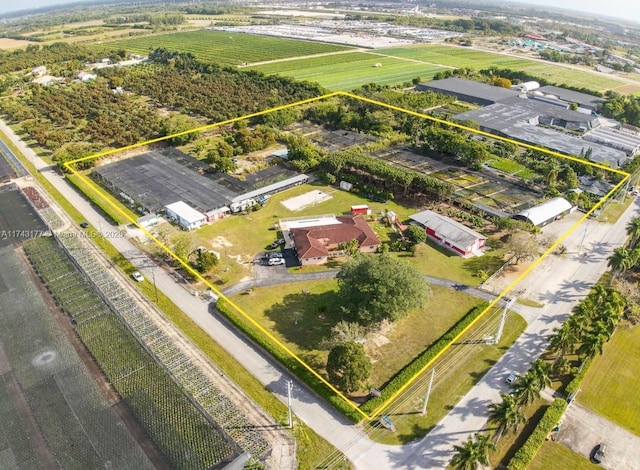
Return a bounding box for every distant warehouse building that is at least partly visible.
[415,77,520,106]
[409,210,486,258]
[513,197,573,227]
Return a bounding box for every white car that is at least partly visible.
[132,271,144,282]
[505,372,518,385]
[268,257,285,266]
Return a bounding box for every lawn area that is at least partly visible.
[249,51,449,91]
[368,312,528,444]
[578,325,640,436]
[103,30,353,66]
[597,195,634,224]
[528,441,599,470]
[374,45,626,92]
[230,279,483,388]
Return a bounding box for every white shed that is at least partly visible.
[165,201,206,230]
[513,197,572,227]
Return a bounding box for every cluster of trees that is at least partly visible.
[601,92,640,127]
[420,125,490,169]
[98,49,324,124]
[318,147,455,202]
[104,13,184,25]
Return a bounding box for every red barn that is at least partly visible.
[409,210,486,258]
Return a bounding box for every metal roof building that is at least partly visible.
[165,201,207,230]
[536,85,605,111]
[409,210,486,258]
[415,77,520,106]
[513,197,573,227]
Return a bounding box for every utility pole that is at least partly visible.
[287,380,293,429]
[493,297,514,345]
[151,266,158,302]
[421,369,435,415]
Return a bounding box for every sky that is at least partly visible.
[0,0,638,23]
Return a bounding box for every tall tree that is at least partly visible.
[549,323,578,359]
[608,247,633,285]
[529,359,553,391]
[488,393,527,442]
[326,342,371,393]
[626,216,640,249]
[336,254,431,326]
[514,372,541,406]
[450,433,495,470]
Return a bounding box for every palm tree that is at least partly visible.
[549,323,578,358]
[530,359,553,390]
[450,433,495,470]
[577,329,608,360]
[514,372,540,406]
[488,393,527,442]
[626,216,640,249]
[608,247,633,285]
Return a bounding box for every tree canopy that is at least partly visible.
[336,254,431,326]
[326,342,371,393]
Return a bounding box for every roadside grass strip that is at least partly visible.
[64,91,629,421]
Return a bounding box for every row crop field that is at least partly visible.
[249,51,449,90]
[103,29,353,66]
[374,45,627,92]
[23,237,239,470]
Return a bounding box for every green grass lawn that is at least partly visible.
[597,195,633,224]
[578,325,640,436]
[103,30,353,66]
[528,441,599,470]
[230,279,483,388]
[368,312,528,444]
[250,51,449,91]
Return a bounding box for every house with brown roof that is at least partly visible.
[289,214,381,265]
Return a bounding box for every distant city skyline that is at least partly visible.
[0,0,638,24]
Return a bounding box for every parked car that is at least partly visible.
[80,221,89,228]
[268,257,285,266]
[591,443,606,464]
[267,252,283,259]
[267,239,285,249]
[505,372,518,385]
[131,271,144,282]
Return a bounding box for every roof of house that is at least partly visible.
[408,210,485,248]
[165,201,206,225]
[290,214,380,259]
[514,197,572,226]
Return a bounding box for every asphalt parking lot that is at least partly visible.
[253,249,298,279]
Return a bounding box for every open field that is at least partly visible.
[230,280,482,387]
[578,324,640,436]
[528,441,599,469]
[0,38,35,49]
[250,51,449,90]
[103,30,353,66]
[375,45,627,92]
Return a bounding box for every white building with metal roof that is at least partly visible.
[409,210,486,258]
[513,197,573,227]
[165,201,207,231]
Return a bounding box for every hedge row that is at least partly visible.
[507,398,567,470]
[215,298,363,422]
[360,302,488,415]
[565,357,593,397]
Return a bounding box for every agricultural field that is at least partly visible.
[249,51,449,90]
[103,29,354,66]
[23,237,240,469]
[375,45,628,92]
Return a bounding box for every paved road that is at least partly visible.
[2,116,636,469]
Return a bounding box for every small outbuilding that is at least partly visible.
[165,201,207,230]
[513,197,573,227]
[409,210,486,258]
[137,213,159,228]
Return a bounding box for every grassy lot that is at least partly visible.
[103,30,353,66]
[578,325,640,436]
[230,279,483,387]
[528,441,599,470]
[375,45,626,92]
[597,194,634,224]
[368,312,528,444]
[250,51,449,91]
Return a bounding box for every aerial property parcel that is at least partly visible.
[63,88,629,426]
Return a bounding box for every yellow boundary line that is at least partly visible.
[64,91,629,421]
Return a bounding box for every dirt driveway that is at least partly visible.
[555,402,640,469]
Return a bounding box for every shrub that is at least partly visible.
[507,398,567,470]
